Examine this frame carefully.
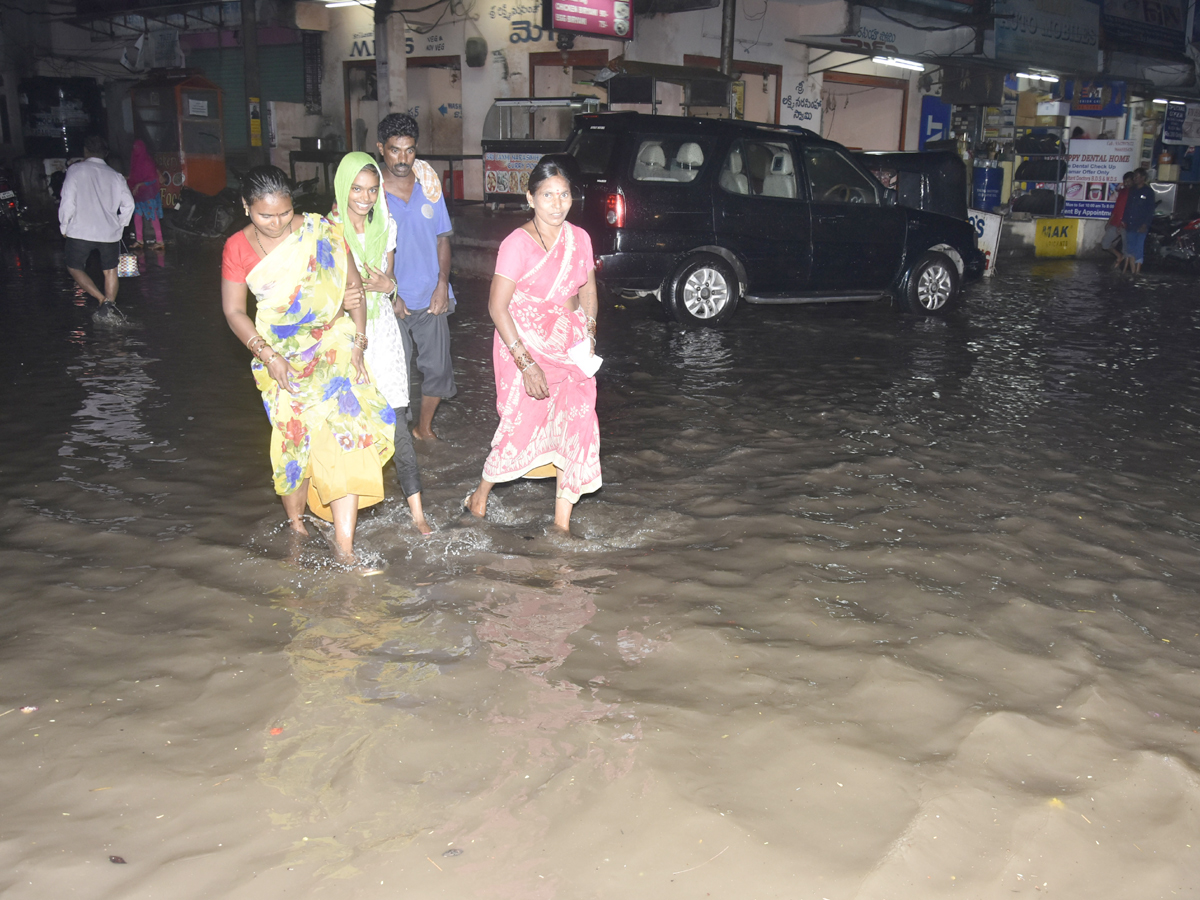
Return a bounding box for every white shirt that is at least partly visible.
[59,157,135,243]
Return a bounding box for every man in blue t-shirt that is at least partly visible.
[1120,167,1156,275]
[377,113,456,441]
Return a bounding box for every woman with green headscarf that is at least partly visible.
[331,151,430,535]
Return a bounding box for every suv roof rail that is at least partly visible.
[572,111,819,140]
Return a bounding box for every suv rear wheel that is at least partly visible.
[663,253,740,327]
[900,251,961,315]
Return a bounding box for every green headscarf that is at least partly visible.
[333,151,388,280]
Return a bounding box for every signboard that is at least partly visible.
[1064,79,1126,117]
[1062,139,1135,218]
[779,74,823,131]
[968,208,1003,275]
[484,151,543,196]
[919,94,952,150]
[1164,103,1200,146]
[993,0,1100,73]
[1034,218,1079,256]
[1101,0,1185,54]
[542,0,633,40]
[187,98,208,117]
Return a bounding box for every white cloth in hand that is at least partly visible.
[568,338,602,378]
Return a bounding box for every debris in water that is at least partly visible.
[19,706,37,714]
[442,848,463,857]
[270,727,284,735]
[109,856,126,864]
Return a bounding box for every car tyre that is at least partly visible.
[663,253,740,327]
[900,250,960,315]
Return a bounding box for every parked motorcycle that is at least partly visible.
[0,166,23,242]
[1146,214,1200,272]
[166,173,323,238]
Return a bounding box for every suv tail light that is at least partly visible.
[604,192,625,228]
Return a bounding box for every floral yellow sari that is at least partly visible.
[245,213,395,521]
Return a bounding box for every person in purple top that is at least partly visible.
[376,113,456,441]
[1120,168,1156,275]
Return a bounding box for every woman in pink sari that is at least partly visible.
[465,157,601,534]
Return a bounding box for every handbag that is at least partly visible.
[116,242,140,278]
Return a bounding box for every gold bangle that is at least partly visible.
[352,332,368,350]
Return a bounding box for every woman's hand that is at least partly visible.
[362,263,395,295]
[266,355,301,395]
[351,346,370,384]
[521,363,549,400]
[342,280,364,312]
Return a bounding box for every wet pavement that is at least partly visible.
[2,237,1200,899]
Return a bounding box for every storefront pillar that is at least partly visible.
[374,0,407,117]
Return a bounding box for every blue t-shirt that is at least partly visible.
[385,181,454,311]
[1122,185,1157,232]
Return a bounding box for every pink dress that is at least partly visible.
[483,222,601,504]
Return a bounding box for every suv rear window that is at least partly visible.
[568,130,617,176]
[632,138,708,183]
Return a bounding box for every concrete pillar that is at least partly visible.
[374,1,407,118]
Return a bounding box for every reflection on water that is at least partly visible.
[4,251,1200,898]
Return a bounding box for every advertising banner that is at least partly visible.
[968,208,1003,276]
[543,0,633,40]
[1101,0,1185,54]
[993,0,1100,73]
[919,94,952,150]
[1064,79,1127,117]
[483,152,543,196]
[1163,103,1200,146]
[1062,139,1135,218]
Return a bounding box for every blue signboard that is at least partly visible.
[1060,79,1127,117]
[919,94,952,150]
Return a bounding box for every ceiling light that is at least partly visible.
[872,56,924,72]
[1169,100,1186,106]
[1153,98,1169,104]
[325,0,375,7]
[1015,72,1060,83]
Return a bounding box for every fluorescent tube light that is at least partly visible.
[1153,98,1169,104]
[325,0,375,7]
[872,56,924,72]
[1015,72,1060,83]
[1169,100,1186,106]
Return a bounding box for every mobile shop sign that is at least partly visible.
[1061,139,1135,218]
[968,208,1003,276]
[1163,102,1200,146]
[993,0,1100,74]
[543,0,633,40]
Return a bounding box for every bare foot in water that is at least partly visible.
[288,516,310,537]
[406,493,433,535]
[464,491,487,518]
[412,426,438,441]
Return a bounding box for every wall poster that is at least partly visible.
[1062,139,1135,218]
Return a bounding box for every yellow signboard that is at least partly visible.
[1034,217,1078,257]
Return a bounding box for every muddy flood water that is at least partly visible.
[2,240,1200,900]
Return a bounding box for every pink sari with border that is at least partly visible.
[483,222,601,503]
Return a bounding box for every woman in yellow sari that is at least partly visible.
[221,166,395,562]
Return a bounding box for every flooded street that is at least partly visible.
[3,240,1200,899]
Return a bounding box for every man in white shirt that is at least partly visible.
[59,135,135,309]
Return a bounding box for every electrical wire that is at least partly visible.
[859,3,975,33]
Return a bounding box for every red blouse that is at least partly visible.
[221,230,261,284]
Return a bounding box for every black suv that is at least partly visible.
[565,113,984,327]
